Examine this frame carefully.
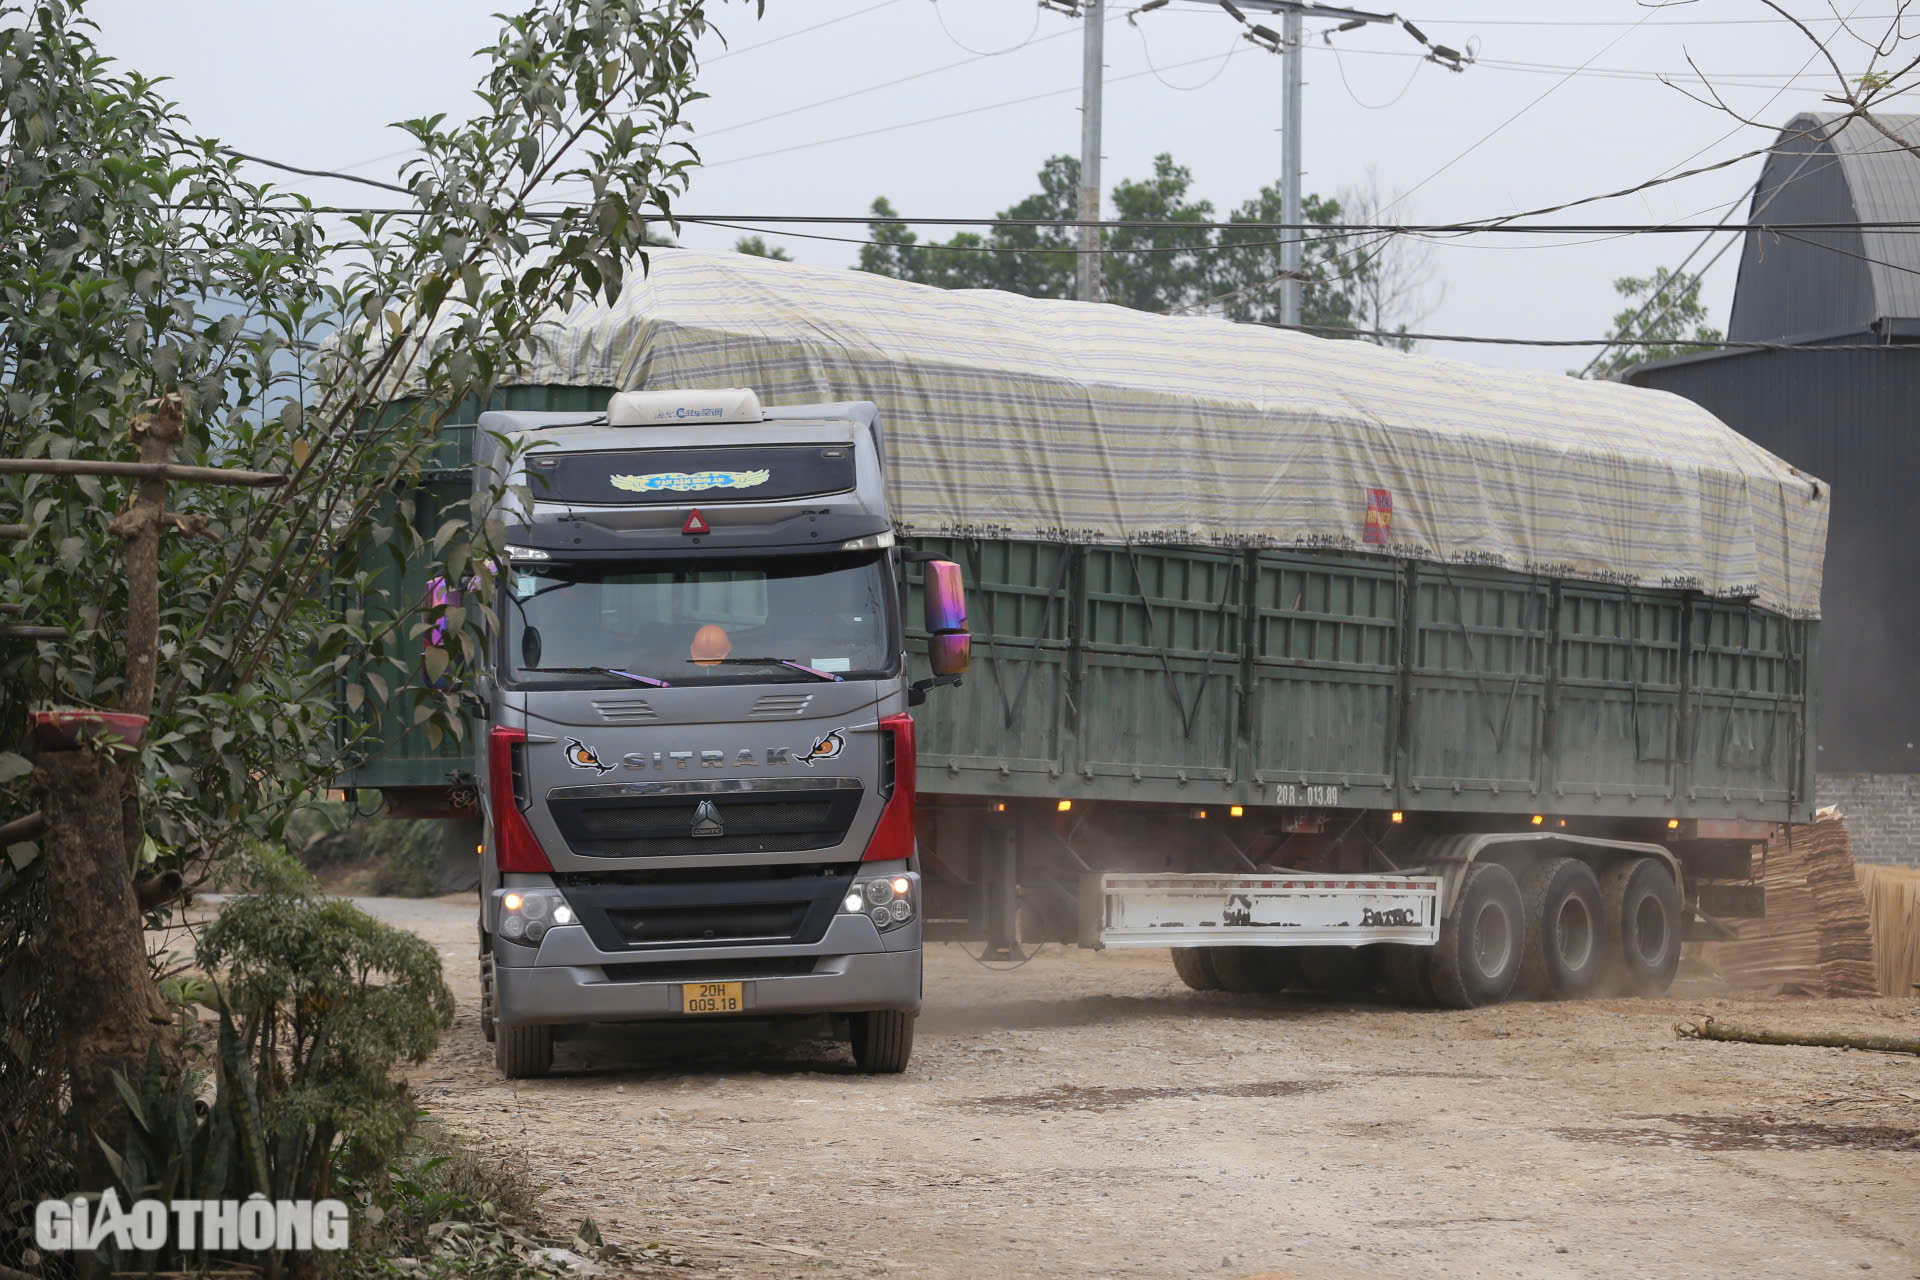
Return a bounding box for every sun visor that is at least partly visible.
[608,387,764,426]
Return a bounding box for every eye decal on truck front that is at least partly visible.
[563,737,616,775]
[609,469,771,494]
[797,729,846,766]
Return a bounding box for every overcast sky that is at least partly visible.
[87,0,1907,372]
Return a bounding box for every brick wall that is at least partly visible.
[1815,773,1920,867]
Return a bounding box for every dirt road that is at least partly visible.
[384,898,1920,1279]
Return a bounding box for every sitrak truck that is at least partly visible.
[344,251,1828,1078]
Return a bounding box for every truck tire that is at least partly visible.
[1518,856,1606,1000]
[494,1022,553,1079]
[1380,944,1437,1007]
[479,951,497,1043]
[849,1010,915,1073]
[1603,856,1683,996]
[1171,947,1223,991]
[1205,946,1296,993]
[1429,861,1525,1009]
[1296,946,1373,996]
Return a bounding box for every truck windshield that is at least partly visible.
[501,551,895,686]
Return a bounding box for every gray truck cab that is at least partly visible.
[471,389,969,1077]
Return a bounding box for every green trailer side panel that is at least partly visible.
[1247,554,1398,807]
[1404,570,1549,806]
[342,402,1816,827]
[1552,588,1683,803]
[1076,547,1241,793]
[905,537,1071,792]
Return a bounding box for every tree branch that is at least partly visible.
[0,457,284,487]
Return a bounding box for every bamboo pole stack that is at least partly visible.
[1856,864,1920,998]
[1698,809,1879,997]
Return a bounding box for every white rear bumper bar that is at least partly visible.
[1081,871,1443,949]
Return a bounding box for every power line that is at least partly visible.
[706,0,908,63]
[222,197,1920,236]
[699,22,1077,142]
[927,0,1043,56]
[690,40,1278,171]
[1265,322,1920,351]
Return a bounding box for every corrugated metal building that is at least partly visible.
[1628,112,1920,865]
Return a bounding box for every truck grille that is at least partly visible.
[556,865,856,952]
[546,781,864,859]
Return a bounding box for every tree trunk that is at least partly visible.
[43,393,189,1189]
[36,750,182,1184]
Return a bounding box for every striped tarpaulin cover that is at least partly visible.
[503,250,1828,617]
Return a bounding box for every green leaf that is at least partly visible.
[346,683,364,713]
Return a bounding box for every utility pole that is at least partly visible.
[1078,0,1104,303]
[1106,2,1466,319]
[1280,5,1304,325]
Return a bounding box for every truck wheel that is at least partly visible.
[479,951,497,1043]
[1603,856,1683,996]
[1171,947,1223,991]
[850,1010,915,1073]
[1380,944,1436,1007]
[1430,861,1525,1009]
[494,1022,553,1079]
[1519,857,1606,1000]
[1297,946,1373,996]
[1205,946,1296,993]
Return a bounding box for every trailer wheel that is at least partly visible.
[1519,857,1606,1000]
[1430,861,1525,1009]
[1603,856,1683,996]
[849,1010,916,1073]
[1171,947,1224,991]
[493,1022,553,1079]
[1380,944,1437,1007]
[479,950,497,1043]
[1205,946,1297,993]
[1297,946,1373,996]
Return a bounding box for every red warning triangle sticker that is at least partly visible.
[681,509,710,535]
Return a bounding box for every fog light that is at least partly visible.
[524,920,547,942]
[499,914,527,940]
[869,906,891,929]
[553,905,575,925]
[844,892,865,913]
[866,879,891,905]
[889,899,912,922]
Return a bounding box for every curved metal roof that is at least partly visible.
[1765,112,1920,323]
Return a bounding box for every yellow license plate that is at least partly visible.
[681,981,744,1015]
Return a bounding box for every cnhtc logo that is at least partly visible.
[35,1190,349,1252]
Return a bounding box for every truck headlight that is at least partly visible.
[842,873,917,932]
[493,887,574,947]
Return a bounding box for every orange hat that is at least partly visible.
[691,624,732,664]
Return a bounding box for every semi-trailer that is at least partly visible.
[339,251,1826,1076]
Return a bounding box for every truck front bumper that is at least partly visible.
[491,914,922,1027]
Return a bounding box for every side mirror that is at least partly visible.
[923,560,971,677]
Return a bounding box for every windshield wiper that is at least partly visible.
[519,666,672,687]
[692,658,845,683]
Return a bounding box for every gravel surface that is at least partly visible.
[384,896,1920,1279]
